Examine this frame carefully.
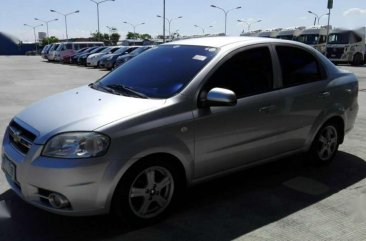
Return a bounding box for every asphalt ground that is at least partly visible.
[0,56,366,241]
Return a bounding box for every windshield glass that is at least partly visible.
[95,45,218,99]
[328,32,351,44]
[114,47,129,55]
[277,35,293,40]
[90,47,107,54]
[100,47,112,54]
[130,47,151,56]
[297,34,320,45]
[110,47,121,53]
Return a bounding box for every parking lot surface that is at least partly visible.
[1,56,366,241]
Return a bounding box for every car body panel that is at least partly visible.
[2,37,358,216]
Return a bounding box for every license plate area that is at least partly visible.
[1,155,16,181]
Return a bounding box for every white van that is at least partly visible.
[54,42,104,62]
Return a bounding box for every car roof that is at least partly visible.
[164,36,305,48]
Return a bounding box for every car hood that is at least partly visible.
[88,53,104,59]
[117,54,132,60]
[15,85,166,144]
[101,54,113,60]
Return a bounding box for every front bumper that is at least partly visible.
[87,58,98,67]
[1,126,111,216]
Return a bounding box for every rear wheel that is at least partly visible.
[112,158,181,225]
[352,53,363,66]
[308,123,340,164]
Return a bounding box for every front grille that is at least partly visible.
[327,47,345,59]
[8,121,36,154]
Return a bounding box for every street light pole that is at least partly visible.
[157,15,183,40]
[317,13,329,25]
[308,11,318,26]
[210,5,241,35]
[123,21,145,39]
[34,18,58,43]
[24,23,43,53]
[237,19,262,32]
[90,0,115,37]
[194,25,213,35]
[50,9,80,41]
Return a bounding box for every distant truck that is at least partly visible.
[240,30,262,37]
[326,27,366,66]
[297,26,330,55]
[276,27,305,40]
[257,28,282,38]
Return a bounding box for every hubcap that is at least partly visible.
[128,166,174,219]
[317,125,338,161]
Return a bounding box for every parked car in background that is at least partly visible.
[87,46,122,67]
[47,43,60,61]
[41,44,52,59]
[71,46,99,64]
[77,46,108,66]
[62,47,89,64]
[56,42,104,63]
[99,46,138,70]
[114,46,153,68]
[2,37,358,225]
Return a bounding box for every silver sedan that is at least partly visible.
[1,37,359,225]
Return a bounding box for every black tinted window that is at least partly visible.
[276,46,322,87]
[97,45,217,98]
[204,47,273,98]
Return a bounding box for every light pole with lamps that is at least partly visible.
[50,9,80,41]
[237,19,262,32]
[210,5,241,35]
[123,21,145,39]
[89,0,115,37]
[24,23,43,53]
[193,25,213,35]
[308,11,329,25]
[157,15,183,40]
[34,18,58,43]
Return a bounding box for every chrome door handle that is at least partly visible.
[345,88,352,94]
[258,105,276,113]
[319,91,330,98]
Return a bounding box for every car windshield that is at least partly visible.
[113,47,130,55]
[76,47,88,53]
[94,45,218,99]
[277,35,293,40]
[297,34,320,45]
[85,47,98,53]
[90,47,107,54]
[110,47,121,53]
[130,47,151,56]
[328,32,351,44]
[101,47,112,54]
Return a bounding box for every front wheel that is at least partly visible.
[308,123,340,164]
[112,159,180,225]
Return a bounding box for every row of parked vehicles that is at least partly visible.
[242,26,366,66]
[41,42,153,70]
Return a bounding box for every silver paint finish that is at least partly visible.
[1,37,358,216]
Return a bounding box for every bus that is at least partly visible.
[297,26,330,55]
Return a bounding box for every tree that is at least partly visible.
[90,31,104,41]
[110,33,120,45]
[42,36,59,45]
[139,33,152,40]
[126,32,139,39]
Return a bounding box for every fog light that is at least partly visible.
[48,193,69,209]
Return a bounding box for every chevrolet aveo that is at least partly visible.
[1,37,359,224]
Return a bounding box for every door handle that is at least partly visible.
[258,105,276,113]
[344,88,352,94]
[318,91,330,98]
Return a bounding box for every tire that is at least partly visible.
[308,122,340,165]
[352,53,363,66]
[112,158,182,225]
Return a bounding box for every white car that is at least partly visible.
[87,46,122,67]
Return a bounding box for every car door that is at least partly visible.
[193,46,287,179]
[273,45,330,151]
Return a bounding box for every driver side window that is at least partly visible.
[203,47,274,99]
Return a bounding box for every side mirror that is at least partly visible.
[205,88,237,107]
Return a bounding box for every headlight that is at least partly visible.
[42,132,110,158]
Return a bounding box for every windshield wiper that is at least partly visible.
[89,83,124,96]
[106,84,148,99]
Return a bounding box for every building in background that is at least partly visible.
[38,32,47,42]
[0,32,36,55]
